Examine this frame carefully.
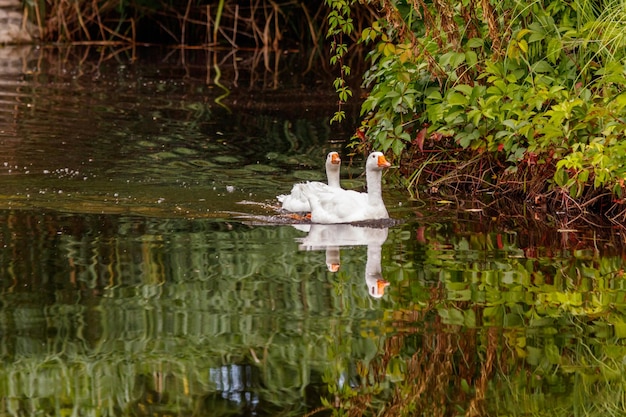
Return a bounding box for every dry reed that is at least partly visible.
[24,0,375,48]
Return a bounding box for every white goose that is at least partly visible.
[302,151,391,224]
[277,151,341,212]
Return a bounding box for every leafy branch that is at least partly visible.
[325,0,354,124]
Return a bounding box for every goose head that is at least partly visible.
[328,151,341,165]
[366,151,391,171]
[326,152,341,188]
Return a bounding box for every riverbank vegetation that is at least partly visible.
[337,0,626,228]
[23,0,625,228]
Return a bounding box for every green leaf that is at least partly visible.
[483,306,503,326]
[448,92,469,106]
[502,119,518,130]
[464,309,477,328]
[465,50,478,68]
[554,168,569,187]
[391,138,405,156]
[526,345,543,366]
[383,43,396,56]
[532,60,554,74]
[426,103,444,121]
[458,132,473,148]
[569,182,579,198]
[451,52,466,68]
[468,109,482,126]
[467,38,484,48]
[455,84,474,96]
[546,37,562,64]
[330,110,346,124]
[425,90,443,102]
[361,27,371,42]
[439,52,454,67]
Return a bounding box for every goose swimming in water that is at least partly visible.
[301,151,390,224]
[277,151,342,213]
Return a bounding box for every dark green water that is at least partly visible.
[0,46,625,417]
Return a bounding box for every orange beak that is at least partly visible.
[331,153,341,165]
[377,279,390,295]
[377,155,391,168]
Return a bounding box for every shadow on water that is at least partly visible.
[1,45,626,417]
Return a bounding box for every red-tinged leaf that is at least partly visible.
[416,226,427,243]
[413,127,427,152]
[354,127,366,142]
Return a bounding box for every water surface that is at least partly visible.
[0,45,624,417]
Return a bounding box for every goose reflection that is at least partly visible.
[297,224,390,298]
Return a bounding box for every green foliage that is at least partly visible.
[326,0,355,124]
[353,0,626,205]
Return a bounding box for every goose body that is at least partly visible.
[278,152,341,212]
[302,152,391,224]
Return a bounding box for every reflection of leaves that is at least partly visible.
[526,345,544,366]
[351,221,626,417]
[0,213,385,416]
[612,320,626,339]
[544,344,561,365]
[437,307,465,325]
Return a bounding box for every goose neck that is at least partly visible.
[366,169,383,201]
[327,169,340,188]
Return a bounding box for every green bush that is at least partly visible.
[346,0,626,207]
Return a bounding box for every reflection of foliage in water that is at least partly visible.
[0,211,384,416]
[319,222,626,416]
[3,210,626,415]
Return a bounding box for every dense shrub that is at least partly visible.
[340,0,626,218]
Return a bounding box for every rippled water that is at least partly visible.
[1,46,625,417]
